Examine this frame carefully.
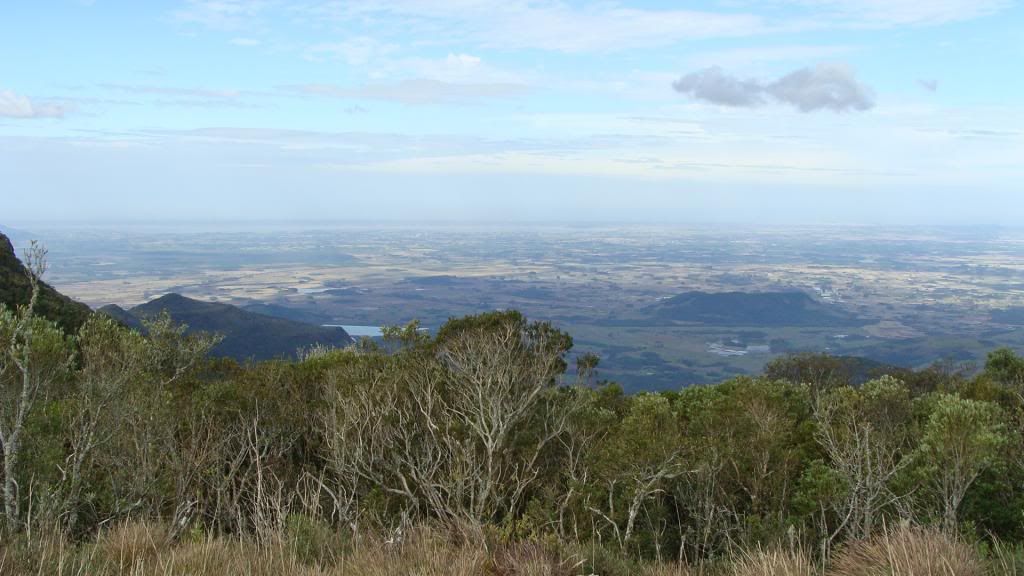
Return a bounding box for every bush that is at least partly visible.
[286,514,344,565]
[568,542,645,576]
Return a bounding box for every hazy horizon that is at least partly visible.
[7,218,1024,231]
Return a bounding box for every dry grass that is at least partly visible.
[637,562,698,576]
[2,521,1004,576]
[0,522,314,576]
[730,547,818,576]
[0,521,584,576]
[335,526,488,576]
[491,541,583,576]
[987,540,1024,576]
[829,524,984,576]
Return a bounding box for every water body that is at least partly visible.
[324,325,383,338]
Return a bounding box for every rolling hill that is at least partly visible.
[649,291,862,327]
[106,293,354,361]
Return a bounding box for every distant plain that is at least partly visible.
[12,222,1024,391]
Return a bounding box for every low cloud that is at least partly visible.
[96,83,261,108]
[767,65,874,112]
[99,83,242,98]
[0,89,66,119]
[918,79,939,92]
[671,67,764,107]
[673,64,874,112]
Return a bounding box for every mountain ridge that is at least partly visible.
[105,293,354,361]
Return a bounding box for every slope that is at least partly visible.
[0,232,93,334]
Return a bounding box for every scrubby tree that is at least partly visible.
[322,312,576,525]
[915,394,1007,532]
[98,311,218,528]
[590,393,685,549]
[812,376,915,546]
[0,243,75,531]
[764,353,851,394]
[576,352,600,387]
[984,348,1024,389]
[59,314,148,531]
[672,378,812,557]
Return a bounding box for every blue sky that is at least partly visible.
[1,0,1022,224]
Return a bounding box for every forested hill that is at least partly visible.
[105,293,355,361]
[0,232,92,334]
[650,290,861,326]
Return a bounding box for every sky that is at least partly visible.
[1,0,1022,224]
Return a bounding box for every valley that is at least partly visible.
[11,222,1024,391]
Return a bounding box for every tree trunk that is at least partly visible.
[3,437,20,531]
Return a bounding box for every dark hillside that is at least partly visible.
[97,304,146,332]
[0,232,92,334]
[242,302,334,325]
[124,293,353,361]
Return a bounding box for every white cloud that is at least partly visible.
[172,0,272,31]
[687,45,858,70]
[783,0,1011,27]
[93,83,266,109]
[301,29,530,85]
[285,78,529,105]
[304,36,398,65]
[172,0,1013,56]
[0,89,66,119]
[99,83,243,99]
[398,53,525,84]
[294,0,1011,53]
[288,1,770,52]
[230,37,261,46]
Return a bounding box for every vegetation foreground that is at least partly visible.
[4,243,1024,574]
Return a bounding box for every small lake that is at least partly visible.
[323,325,383,338]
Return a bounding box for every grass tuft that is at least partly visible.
[829,524,983,576]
